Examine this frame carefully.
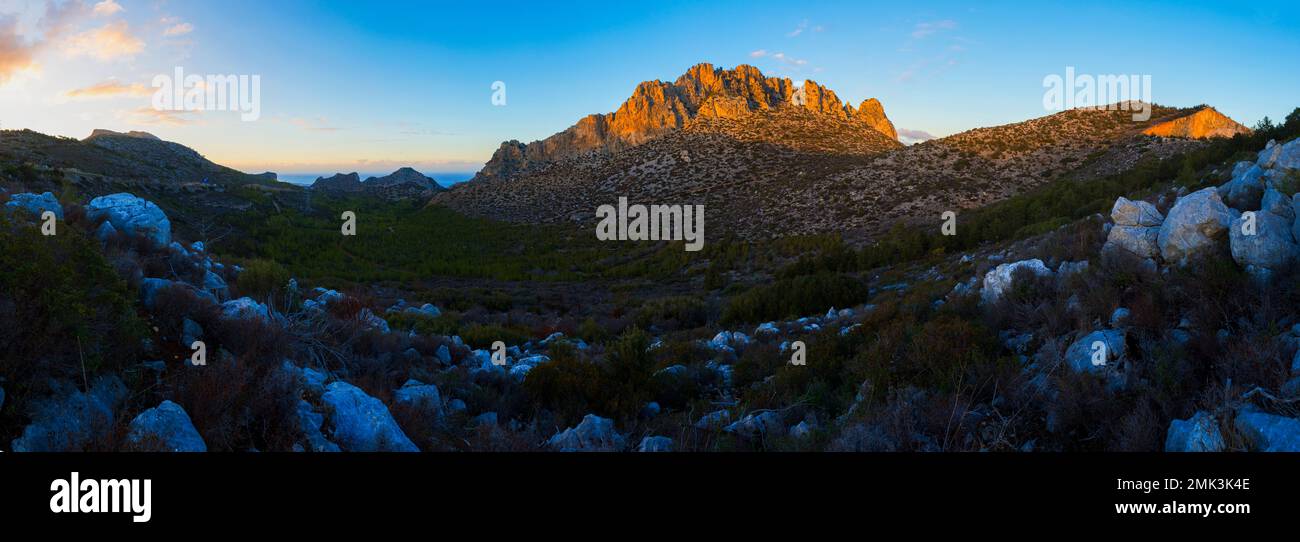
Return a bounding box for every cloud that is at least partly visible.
[897,128,936,145]
[0,16,39,81]
[749,50,811,72]
[125,106,201,126]
[63,21,145,60]
[911,20,956,39]
[64,79,151,98]
[0,0,88,84]
[787,20,809,38]
[92,0,124,17]
[163,22,192,36]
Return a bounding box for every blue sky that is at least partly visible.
[1,0,1296,176]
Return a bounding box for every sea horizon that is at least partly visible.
[275,171,476,187]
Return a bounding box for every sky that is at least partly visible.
[1,0,1297,178]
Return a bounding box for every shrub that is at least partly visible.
[460,323,530,350]
[0,215,145,388]
[722,272,870,325]
[523,345,605,426]
[236,259,290,304]
[634,296,708,331]
[170,354,299,451]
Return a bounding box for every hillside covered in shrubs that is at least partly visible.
[1,109,1298,452]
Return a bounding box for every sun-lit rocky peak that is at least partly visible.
[471,62,899,182]
[1141,105,1252,139]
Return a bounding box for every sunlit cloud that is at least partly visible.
[124,106,201,126]
[0,1,87,84]
[163,22,192,36]
[64,79,151,99]
[749,49,767,58]
[897,128,936,145]
[92,0,124,17]
[62,21,145,61]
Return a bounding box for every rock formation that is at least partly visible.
[1142,106,1251,139]
[472,62,900,182]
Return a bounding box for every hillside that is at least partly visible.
[435,101,1228,241]
[0,128,309,242]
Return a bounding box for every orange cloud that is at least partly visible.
[65,79,151,99]
[126,106,202,126]
[63,21,145,60]
[0,1,87,84]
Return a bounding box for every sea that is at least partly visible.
[276,171,475,187]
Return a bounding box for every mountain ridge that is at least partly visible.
[472,62,901,183]
[435,101,1239,241]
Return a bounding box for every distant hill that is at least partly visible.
[0,128,280,190]
[312,167,446,201]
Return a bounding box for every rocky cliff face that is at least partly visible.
[1142,106,1251,139]
[473,63,899,181]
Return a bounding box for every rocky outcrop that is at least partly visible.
[1229,209,1298,278]
[85,193,172,247]
[11,377,127,452]
[320,381,419,452]
[1103,197,1164,263]
[981,259,1053,304]
[547,414,626,451]
[1110,196,1164,227]
[1219,163,1266,210]
[471,62,899,182]
[637,436,674,452]
[221,297,270,321]
[724,411,784,439]
[1234,410,1300,452]
[1164,411,1225,452]
[1257,138,1300,171]
[1063,329,1125,373]
[1157,188,1236,266]
[126,400,207,452]
[853,98,898,140]
[393,379,444,423]
[1141,106,1251,139]
[4,192,63,219]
